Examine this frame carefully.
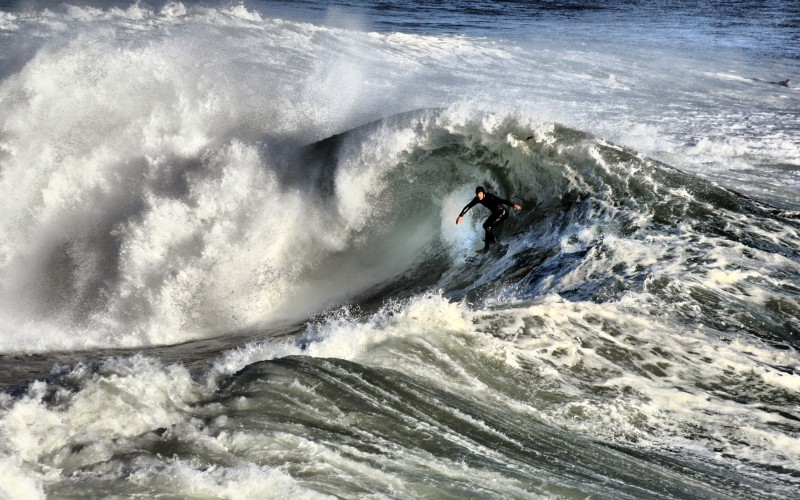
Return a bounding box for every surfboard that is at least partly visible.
[464,245,487,264]
[465,243,508,264]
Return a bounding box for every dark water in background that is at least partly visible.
[256,0,800,57]
[0,1,799,498]
[2,0,798,56]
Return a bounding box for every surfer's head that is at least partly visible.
[475,186,485,200]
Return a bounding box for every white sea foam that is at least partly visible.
[1,287,798,495]
[0,377,324,499]
[127,459,325,499]
[0,12,439,351]
[0,456,46,500]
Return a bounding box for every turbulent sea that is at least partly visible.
[1,1,799,498]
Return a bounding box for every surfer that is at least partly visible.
[456,186,521,253]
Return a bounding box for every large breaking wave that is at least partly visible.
[1,2,798,353]
[2,98,798,353]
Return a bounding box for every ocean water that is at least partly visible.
[0,1,798,498]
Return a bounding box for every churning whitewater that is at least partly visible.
[1,1,798,499]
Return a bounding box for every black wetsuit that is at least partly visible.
[459,193,514,250]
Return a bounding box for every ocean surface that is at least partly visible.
[1,1,799,498]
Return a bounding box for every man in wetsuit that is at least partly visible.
[456,186,521,253]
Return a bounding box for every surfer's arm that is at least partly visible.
[456,197,479,224]
[494,194,522,211]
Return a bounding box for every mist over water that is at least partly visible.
[0,1,799,498]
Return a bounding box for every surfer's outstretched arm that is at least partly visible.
[456,197,479,224]
[493,194,522,211]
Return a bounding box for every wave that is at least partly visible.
[2,99,799,354]
[0,100,565,352]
